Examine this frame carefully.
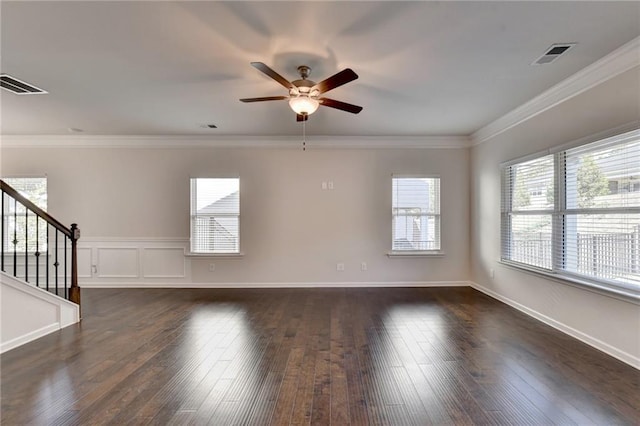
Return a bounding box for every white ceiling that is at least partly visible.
[1,1,639,137]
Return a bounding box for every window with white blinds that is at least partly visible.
[501,155,555,269]
[190,178,239,254]
[501,129,640,296]
[2,176,47,253]
[392,176,440,252]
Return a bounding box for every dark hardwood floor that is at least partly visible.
[1,287,638,425]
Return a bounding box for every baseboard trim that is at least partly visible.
[1,323,60,354]
[80,280,470,289]
[468,281,640,370]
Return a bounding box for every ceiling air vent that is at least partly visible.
[532,43,576,65]
[0,74,47,94]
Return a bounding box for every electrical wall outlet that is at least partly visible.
[328,181,334,190]
[209,263,216,272]
[337,263,345,271]
[361,262,367,271]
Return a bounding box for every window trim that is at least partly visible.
[185,252,244,258]
[499,259,639,304]
[500,128,640,301]
[387,250,445,257]
[390,174,442,255]
[189,177,241,255]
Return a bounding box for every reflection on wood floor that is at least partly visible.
[1,287,638,425]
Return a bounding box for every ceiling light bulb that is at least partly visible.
[289,96,319,115]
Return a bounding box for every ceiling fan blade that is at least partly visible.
[251,62,295,91]
[296,114,309,122]
[313,68,358,94]
[318,98,363,114]
[239,96,288,103]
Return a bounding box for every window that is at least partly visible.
[190,178,239,254]
[501,155,555,269]
[501,129,640,296]
[2,176,47,253]
[392,176,440,252]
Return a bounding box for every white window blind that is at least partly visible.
[501,155,555,269]
[2,177,47,253]
[562,135,640,288]
[392,176,440,251]
[190,178,239,254]
[501,129,640,296]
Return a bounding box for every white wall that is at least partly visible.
[470,66,640,367]
[1,272,79,353]
[1,145,470,286]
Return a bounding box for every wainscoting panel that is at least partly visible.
[143,248,186,278]
[78,238,191,286]
[77,247,92,279]
[97,248,139,278]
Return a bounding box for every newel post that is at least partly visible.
[69,223,81,316]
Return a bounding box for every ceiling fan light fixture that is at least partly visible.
[289,95,319,115]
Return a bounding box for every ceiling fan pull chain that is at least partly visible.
[302,119,306,151]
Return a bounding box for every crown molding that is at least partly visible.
[471,36,640,146]
[0,134,471,149]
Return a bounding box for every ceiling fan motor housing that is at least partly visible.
[291,81,318,97]
[291,66,317,97]
[297,65,311,79]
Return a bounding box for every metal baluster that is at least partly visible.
[25,207,29,282]
[35,216,40,287]
[13,198,17,277]
[55,230,59,296]
[70,223,80,311]
[64,237,68,299]
[1,191,4,273]
[46,224,50,291]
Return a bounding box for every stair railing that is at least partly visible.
[0,179,80,311]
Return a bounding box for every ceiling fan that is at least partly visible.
[240,62,363,122]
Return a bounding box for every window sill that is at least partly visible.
[186,252,244,258]
[387,250,444,258]
[498,260,640,304]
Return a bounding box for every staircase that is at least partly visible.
[0,179,81,353]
